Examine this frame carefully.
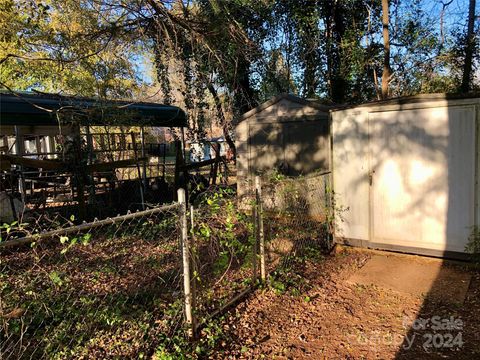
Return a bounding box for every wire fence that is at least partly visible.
[188,172,333,333]
[190,188,256,329]
[1,173,333,358]
[0,203,184,359]
[260,172,333,273]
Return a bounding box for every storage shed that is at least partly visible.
[331,94,480,258]
[235,94,331,197]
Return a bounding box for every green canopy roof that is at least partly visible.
[0,91,187,127]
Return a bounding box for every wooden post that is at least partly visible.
[140,127,148,190]
[71,123,86,220]
[14,126,26,203]
[223,161,228,184]
[46,135,56,159]
[130,132,145,210]
[174,140,184,197]
[85,126,96,202]
[180,127,187,166]
[255,176,266,281]
[211,143,220,185]
[162,143,167,178]
[178,188,194,337]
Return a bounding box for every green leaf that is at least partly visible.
[49,271,63,286]
[81,233,92,245]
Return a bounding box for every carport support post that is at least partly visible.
[255,176,266,281]
[85,126,96,202]
[178,188,194,337]
[140,126,147,190]
[14,126,26,203]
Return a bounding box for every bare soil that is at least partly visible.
[213,247,480,359]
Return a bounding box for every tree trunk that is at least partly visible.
[303,3,318,98]
[207,84,237,159]
[366,5,382,100]
[461,0,476,93]
[325,9,333,99]
[234,58,257,115]
[331,2,347,103]
[304,50,317,98]
[381,0,392,99]
[322,2,346,103]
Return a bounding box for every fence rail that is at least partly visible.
[0,204,180,250]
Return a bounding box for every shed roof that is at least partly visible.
[238,93,332,122]
[330,92,480,111]
[0,91,187,127]
[239,93,480,121]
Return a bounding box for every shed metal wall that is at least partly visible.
[235,95,331,198]
[332,97,480,258]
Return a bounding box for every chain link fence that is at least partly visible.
[189,172,332,332]
[0,203,184,359]
[259,172,333,280]
[189,188,256,330]
[1,173,333,358]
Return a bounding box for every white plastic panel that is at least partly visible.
[369,106,476,252]
[332,110,370,241]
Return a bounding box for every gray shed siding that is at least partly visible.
[235,95,331,197]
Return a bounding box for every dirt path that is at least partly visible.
[213,248,480,359]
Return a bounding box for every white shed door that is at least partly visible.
[369,106,476,253]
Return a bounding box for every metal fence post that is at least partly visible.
[255,176,266,281]
[252,196,258,283]
[189,204,198,337]
[178,189,194,337]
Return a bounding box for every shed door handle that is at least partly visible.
[369,170,375,186]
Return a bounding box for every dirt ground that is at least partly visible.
[212,247,480,359]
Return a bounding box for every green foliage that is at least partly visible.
[153,315,227,359]
[267,168,287,183]
[0,221,18,241]
[269,266,310,297]
[58,232,92,254]
[0,0,145,98]
[0,220,33,243]
[194,187,253,277]
[465,226,480,263]
[48,270,64,287]
[267,243,326,296]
